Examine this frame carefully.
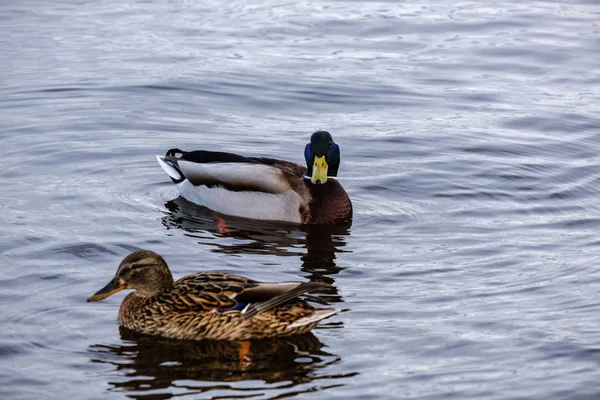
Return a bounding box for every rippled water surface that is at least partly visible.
[2,0,600,398]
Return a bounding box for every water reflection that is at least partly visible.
[162,197,306,257]
[300,224,350,285]
[89,327,352,399]
[162,197,351,288]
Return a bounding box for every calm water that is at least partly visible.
[2,0,600,398]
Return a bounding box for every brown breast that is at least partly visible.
[304,178,353,224]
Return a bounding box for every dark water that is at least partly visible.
[2,0,600,398]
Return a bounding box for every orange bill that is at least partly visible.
[87,277,126,302]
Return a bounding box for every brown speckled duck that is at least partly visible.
[156,131,352,224]
[87,251,338,341]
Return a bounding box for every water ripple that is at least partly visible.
[2,0,600,399]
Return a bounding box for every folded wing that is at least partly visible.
[157,149,306,194]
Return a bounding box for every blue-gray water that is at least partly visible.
[2,1,600,399]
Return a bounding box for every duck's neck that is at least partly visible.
[118,293,150,329]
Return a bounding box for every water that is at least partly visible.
[1,0,600,398]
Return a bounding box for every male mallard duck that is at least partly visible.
[87,250,339,341]
[156,131,352,224]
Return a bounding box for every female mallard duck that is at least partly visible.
[156,131,352,224]
[87,250,338,341]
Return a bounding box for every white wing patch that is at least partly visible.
[178,161,291,194]
[287,308,340,329]
[177,180,305,223]
[156,155,183,181]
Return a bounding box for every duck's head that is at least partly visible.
[304,131,340,184]
[87,250,174,302]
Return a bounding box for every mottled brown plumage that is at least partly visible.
[88,251,338,341]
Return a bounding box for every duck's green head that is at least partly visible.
[87,251,174,301]
[304,131,340,184]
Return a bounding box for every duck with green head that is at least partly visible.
[87,251,338,341]
[156,131,352,224]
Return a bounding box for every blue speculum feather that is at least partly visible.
[219,302,247,312]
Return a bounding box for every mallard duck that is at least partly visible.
[156,131,352,224]
[87,250,339,341]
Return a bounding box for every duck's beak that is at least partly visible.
[311,155,328,184]
[87,277,126,302]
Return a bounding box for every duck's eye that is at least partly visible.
[328,140,332,148]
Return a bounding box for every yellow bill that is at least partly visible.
[87,277,126,302]
[311,155,328,184]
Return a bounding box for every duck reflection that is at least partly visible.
[89,327,349,398]
[162,197,351,289]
